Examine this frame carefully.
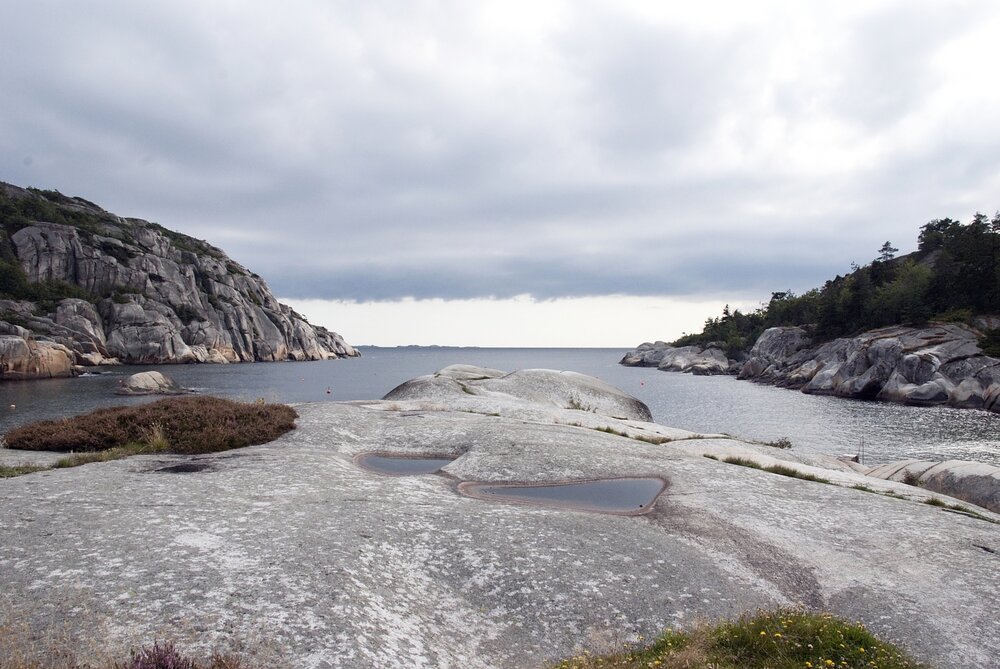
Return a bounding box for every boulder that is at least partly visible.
[0,333,76,380]
[385,365,653,421]
[114,370,189,396]
[866,459,1000,513]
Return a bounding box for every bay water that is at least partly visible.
[2,346,999,466]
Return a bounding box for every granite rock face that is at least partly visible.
[624,323,1000,412]
[0,183,357,380]
[620,342,734,375]
[385,364,653,421]
[0,332,75,380]
[0,367,997,669]
[115,371,189,396]
[742,324,1000,411]
[737,326,812,382]
[866,459,1000,513]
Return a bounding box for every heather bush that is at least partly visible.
[4,397,297,454]
[123,641,195,669]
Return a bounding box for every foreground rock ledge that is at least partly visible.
[1,366,998,669]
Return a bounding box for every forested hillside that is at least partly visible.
[674,212,1000,356]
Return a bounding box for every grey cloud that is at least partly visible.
[831,5,988,129]
[1,2,998,306]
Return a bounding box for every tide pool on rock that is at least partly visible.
[1,365,998,669]
[458,477,667,515]
[354,452,457,476]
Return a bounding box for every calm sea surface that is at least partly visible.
[2,346,999,466]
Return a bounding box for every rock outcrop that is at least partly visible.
[624,322,1000,412]
[1,367,998,668]
[866,459,1000,513]
[620,341,734,375]
[0,183,356,380]
[385,364,653,421]
[0,331,76,380]
[740,323,1000,410]
[115,371,189,396]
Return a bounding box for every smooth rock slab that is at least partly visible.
[1,383,998,668]
[866,459,1000,513]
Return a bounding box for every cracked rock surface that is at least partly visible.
[1,366,998,668]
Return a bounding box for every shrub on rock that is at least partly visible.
[3,396,297,454]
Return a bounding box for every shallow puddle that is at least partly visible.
[458,477,666,515]
[355,453,457,476]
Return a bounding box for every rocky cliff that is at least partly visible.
[622,321,1000,412]
[0,182,356,379]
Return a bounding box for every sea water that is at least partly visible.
[2,346,999,466]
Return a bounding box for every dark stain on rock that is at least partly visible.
[661,505,825,608]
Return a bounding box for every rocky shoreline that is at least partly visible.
[1,366,998,668]
[0,183,357,380]
[622,321,1000,413]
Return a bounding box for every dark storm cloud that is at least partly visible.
[1,1,998,303]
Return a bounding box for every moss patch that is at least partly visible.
[551,609,929,669]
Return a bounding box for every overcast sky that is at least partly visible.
[3,1,999,345]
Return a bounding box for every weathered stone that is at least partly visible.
[114,370,189,396]
[0,333,76,380]
[738,326,811,381]
[0,368,997,669]
[702,322,1000,413]
[1,182,357,374]
[621,342,732,376]
[866,459,1000,513]
[385,364,653,421]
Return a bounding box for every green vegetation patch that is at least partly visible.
[0,464,48,478]
[923,497,997,523]
[3,397,297,455]
[671,211,1000,353]
[552,609,929,669]
[591,425,671,445]
[719,456,831,483]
